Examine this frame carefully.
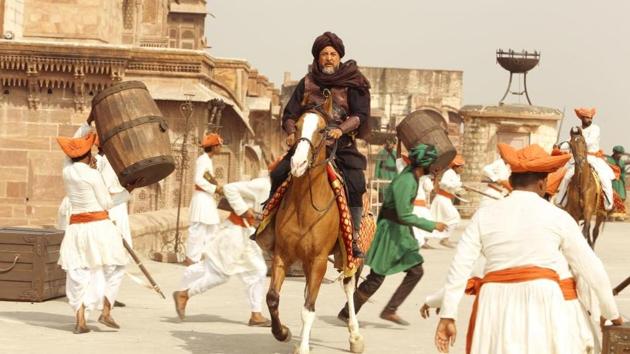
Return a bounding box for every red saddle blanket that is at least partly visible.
[256,163,375,277]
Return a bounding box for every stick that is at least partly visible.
[462,185,500,200]
[613,276,630,296]
[122,238,166,299]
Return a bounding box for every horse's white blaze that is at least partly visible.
[297,306,316,354]
[344,275,363,352]
[291,113,319,177]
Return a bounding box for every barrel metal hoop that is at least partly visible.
[91,81,148,107]
[100,115,168,146]
[120,155,175,177]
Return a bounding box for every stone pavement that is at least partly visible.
[1,221,629,354]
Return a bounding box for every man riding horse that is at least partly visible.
[556,107,616,211]
[269,31,371,258]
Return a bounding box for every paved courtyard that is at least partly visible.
[1,221,629,354]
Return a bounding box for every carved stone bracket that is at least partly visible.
[73,63,86,111]
[26,60,40,109]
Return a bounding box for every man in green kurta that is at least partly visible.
[607,145,626,201]
[374,138,398,181]
[338,144,447,325]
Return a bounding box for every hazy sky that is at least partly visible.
[205,1,629,151]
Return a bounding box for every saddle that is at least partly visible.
[254,163,375,277]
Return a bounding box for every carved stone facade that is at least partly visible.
[0,1,281,228]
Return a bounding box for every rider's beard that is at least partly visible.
[322,65,338,75]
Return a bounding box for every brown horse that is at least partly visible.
[564,126,607,248]
[264,96,365,354]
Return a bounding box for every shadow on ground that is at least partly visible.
[0,311,117,333]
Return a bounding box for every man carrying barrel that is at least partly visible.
[266,31,371,258]
[185,133,223,265]
[55,129,137,334]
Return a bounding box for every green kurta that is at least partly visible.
[607,156,626,200]
[366,168,436,276]
[374,148,398,181]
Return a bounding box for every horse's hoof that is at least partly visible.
[273,325,292,342]
[349,336,365,353]
[281,326,292,342]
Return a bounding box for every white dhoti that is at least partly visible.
[471,279,571,354]
[186,223,219,263]
[556,156,615,210]
[181,221,267,312]
[429,194,460,240]
[66,265,125,315]
[412,204,433,246]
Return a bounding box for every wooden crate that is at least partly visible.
[0,227,66,302]
[602,322,630,354]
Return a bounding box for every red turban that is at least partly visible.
[574,107,596,119]
[311,31,345,58]
[201,133,223,148]
[498,143,570,173]
[56,132,96,158]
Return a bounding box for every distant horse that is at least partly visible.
[264,94,365,354]
[564,126,607,248]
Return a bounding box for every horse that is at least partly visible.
[265,94,365,354]
[564,126,607,248]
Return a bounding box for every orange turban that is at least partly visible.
[574,107,596,119]
[450,154,465,167]
[56,132,96,158]
[498,143,570,173]
[201,133,223,148]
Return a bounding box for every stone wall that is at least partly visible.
[23,0,123,44]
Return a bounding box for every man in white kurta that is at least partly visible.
[173,173,270,326]
[185,133,223,265]
[479,158,511,208]
[56,130,130,334]
[556,108,615,210]
[434,143,622,354]
[430,155,465,247]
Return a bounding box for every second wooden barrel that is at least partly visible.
[92,81,175,188]
[396,109,456,172]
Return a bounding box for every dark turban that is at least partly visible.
[311,31,345,58]
[309,31,370,92]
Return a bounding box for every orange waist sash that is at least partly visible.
[413,199,427,207]
[464,266,562,354]
[437,189,455,200]
[69,211,109,224]
[227,212,255,228]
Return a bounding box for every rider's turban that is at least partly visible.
[56,132,96,158]
[498,143,570,173]
[312,31,345,58]
[574,107,596,119]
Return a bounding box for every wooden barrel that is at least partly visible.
[396,109,456,172]
[92,81,175,188]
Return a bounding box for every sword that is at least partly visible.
[122,238,166,299]
[462,185,500,200]
[555,106,566,144]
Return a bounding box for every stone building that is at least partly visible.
[458,104,562,216]
[280,67,464,179]
[0,0,282,247]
